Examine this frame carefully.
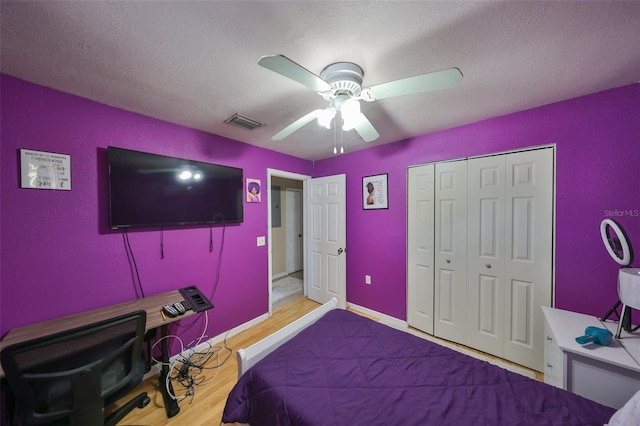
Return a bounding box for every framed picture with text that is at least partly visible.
[362,173,388,210]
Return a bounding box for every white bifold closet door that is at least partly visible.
[407,148,553,371]
[503,149,553,369]
[433,160,468,343]
[465,149,553,370]
[465,154,506,357]
[407,165,435,334]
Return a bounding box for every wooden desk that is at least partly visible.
[0,289,194,378]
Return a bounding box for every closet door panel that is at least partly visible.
[438,269,455,322]
[407,165,435,334]
[511,278,533,345]
[467,156,506,356]
[434,161,467,343]
[478,274,499,335]
[504,148,554,371]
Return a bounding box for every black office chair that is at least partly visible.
[1,311,151,425]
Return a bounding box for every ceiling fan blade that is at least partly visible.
[271,109,323,140]
[364,67,463,100]
[259,54,332,92]
[354,113,380,142]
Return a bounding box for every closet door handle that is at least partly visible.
[445,259,451,264]
[485,264,492,269]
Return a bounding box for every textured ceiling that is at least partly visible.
[1,1,639,161]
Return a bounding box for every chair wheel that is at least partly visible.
[138,395,151,408]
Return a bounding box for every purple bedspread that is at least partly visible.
[223,309,615,426]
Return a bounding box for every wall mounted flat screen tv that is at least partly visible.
[108,147,243,229]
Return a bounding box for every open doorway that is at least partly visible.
[267,169,310,314]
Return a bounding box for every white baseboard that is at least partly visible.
[272,271,288,280]
[170,312,270,365]
[141,312,271,390]
[347,302,408,330]
[142,362,162,381]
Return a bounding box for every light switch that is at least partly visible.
[257,236,266,246]
[365,275,371,285]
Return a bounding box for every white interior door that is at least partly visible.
[503,148,554,371]
[286,189,303,273]
[407,164,435,334]
[434,161,468,343]
[305,174,347,309]
[466,155,506,357]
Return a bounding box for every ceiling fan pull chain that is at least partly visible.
[340,118,344,154]
[333,115,338,155]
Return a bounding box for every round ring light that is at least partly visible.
[600,219,632,266]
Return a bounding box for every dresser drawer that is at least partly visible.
[544,319,563,388]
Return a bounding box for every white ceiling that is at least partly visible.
[2,1,639,161]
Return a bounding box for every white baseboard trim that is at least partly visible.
[170,312,270,365]
[142,363,162,381]
[272,272,288,280]
[347,302,408,330]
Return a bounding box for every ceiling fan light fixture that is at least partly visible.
[317,107,336,129]
[341,98,361,131]
[319,62,364,98]
[257,55,462,146]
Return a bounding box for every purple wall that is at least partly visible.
[315,83,640,321]
[1,74,638,346]
[0,75,313,345]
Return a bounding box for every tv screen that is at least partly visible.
[108,147,243,229]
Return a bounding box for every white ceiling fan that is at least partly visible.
[258,54,463,144]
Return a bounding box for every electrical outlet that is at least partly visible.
[365,275,371,285]
[257,236,266,246]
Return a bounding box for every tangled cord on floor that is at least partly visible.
[152,311,233,404]
[170,335,233,404]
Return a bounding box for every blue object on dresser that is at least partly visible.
[575,326,614,346]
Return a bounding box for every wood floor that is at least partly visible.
[113,297,542,425]
[113,297,321,425]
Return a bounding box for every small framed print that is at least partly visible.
[246,178,262,203]
[362,173,388,210]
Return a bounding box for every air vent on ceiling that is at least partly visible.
[224,113,264,130]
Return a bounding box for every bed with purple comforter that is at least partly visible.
[223,309,616,425]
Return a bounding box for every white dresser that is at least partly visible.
[542,306,640,409]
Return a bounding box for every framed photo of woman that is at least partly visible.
[246,178,262,203]
[362,173,388,210]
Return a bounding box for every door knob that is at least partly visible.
[338,248,345,255]
[485,264,492,269]
[445,259,451,263]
